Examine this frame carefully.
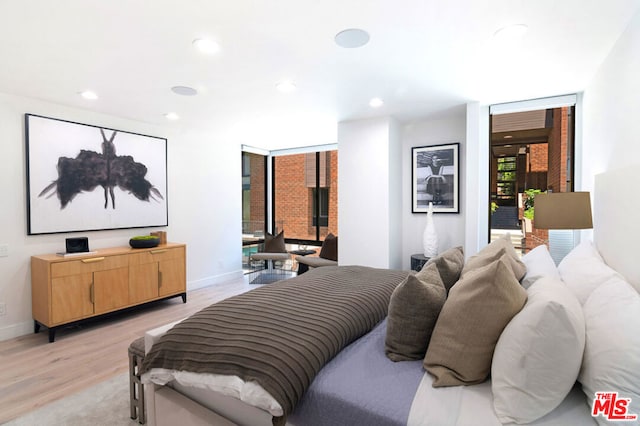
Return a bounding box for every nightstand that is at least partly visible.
[410,254,430,272]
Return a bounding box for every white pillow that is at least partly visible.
[557,240,622,305]
[492,276,585,424]
[520,245,560,289]
[579,276,640,426]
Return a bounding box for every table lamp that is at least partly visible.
[533,192,593,264]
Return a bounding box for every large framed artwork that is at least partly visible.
[26,114,168,235]
[412,142,460,213]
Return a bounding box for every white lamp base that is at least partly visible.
[548,230,577,265]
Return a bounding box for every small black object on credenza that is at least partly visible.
[65,237,89,253]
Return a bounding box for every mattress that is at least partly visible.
[408,375,595,426]
[161,318,595,426]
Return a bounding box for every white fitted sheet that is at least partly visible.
[408,373,595,426]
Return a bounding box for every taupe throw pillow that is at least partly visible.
[319,233,338,261]
[423,246,464,293]
[462,234,526,281]
[423,254,527,387]
[264,230,287,253]
[385,263,446,361]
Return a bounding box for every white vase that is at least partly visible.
[423,202,438,258]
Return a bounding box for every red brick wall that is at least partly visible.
[249,154,266,230]
[528,144,548,172]
[325,150,338,238]
[559,107,569,192]
[274,151,338,241]
[275,153,309,238]
[546,107,571,192]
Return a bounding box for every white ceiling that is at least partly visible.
[1,0,638,149]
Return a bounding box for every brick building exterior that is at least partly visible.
[243,152,266,235]
[274,151,338,241]
[546,107,570,192]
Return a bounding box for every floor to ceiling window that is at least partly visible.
[489,102,575,255]
[241,151,267,272]
[273,150,338,244]
[241,147,338,274]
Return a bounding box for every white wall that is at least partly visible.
[388,118,402,269]
[338,117,402,269]
[0,92,242,341]
[401,109,467,269]
[464,102,490,258]
[581,10,640,193]
[580,10,640,282]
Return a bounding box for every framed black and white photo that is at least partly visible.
[25,114,168,235]
[412,143,459,213]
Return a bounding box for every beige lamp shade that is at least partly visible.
[534,192,593,230]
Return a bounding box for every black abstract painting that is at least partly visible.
[39,128,164,209]
[26,114,168,235]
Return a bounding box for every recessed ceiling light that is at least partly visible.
[80,90,98,100]
[504,135,513,139]
[276,81,297,93]
[171,86,197,96]
[192,38,220,54]
[335,28,370,48]
[165,112,180,120]
[369,97,384,108]
[504,144,512,148]
[493,24,528,41]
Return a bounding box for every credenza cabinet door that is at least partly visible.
[159,257,186,297]
[93,267,129,315]
[51,273,94,324]
[129,262,159,304]
[129,246,186,301]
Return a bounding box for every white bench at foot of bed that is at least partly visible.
[153,386,235,426]
[144,320,275,426]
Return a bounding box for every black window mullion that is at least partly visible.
[270,156,275,234]
[315,152,320,241]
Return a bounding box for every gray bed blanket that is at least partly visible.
[141,265,408,423]
[289,318,424,426]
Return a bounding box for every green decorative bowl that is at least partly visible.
[129,236,160,249]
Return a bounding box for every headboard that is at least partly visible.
[594,165,639,293]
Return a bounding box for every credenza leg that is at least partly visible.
[34,321,41,334]
[48,328,56,343]
[181,293,187,303]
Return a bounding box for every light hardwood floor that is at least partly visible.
[0,276,255,424]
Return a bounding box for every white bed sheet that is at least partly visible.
[145,368,283,416]
[408,373,595,426]
[143,318,283,418]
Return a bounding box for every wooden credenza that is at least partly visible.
[31,243,186,342]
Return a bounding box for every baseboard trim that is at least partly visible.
[187,270,244,291]
[0,320,34,342]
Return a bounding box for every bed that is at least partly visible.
[141,167,640,426]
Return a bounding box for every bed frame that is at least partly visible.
[143,166,638,426]
[593,165,639,292]
[144,320,273,426]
